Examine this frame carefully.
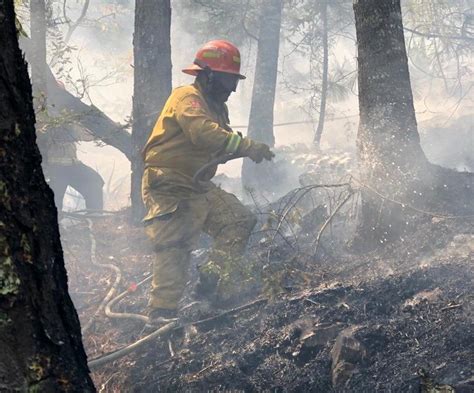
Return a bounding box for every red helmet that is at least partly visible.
[182,40,246,79]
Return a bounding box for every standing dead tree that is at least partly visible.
[353,0,474,248]
[0,1,95,390]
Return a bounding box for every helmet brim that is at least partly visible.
[182,64,246,79]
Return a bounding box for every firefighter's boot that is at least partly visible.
[145,307,178,330]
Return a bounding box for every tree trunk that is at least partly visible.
[29,0,47,111]
[241,0,282,191]
[0,2,95,391]
[313,0,329,147]
[131,0,172,222]
[353,0,473,248]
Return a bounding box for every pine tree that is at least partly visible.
[0,1,95,390]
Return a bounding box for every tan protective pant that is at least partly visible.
[145,187,257,310]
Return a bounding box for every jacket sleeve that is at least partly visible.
[175,93,241,154]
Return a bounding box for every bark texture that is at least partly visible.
[132,0,172,221]
[0,2,95,391]
[355,0,425,171]
[242,0,282,190]
[353,0,473,247]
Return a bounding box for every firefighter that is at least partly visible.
[36,79,104,212]
[142,40,274,326]
[39,122,104,212]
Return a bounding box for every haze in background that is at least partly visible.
[39,0,472,210]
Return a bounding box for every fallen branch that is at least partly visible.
[312,191,354,258]
[304,297,319,306]
[189,298,268,329]
[194,362,216,378]
[268,182,352,261]
[441,303,462,312]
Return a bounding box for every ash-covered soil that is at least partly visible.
[62,207,473,392]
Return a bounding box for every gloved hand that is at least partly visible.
[239,138,275,163]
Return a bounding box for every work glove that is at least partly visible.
[239,138,275,164]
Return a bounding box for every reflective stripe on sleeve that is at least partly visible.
[224,132,242,154]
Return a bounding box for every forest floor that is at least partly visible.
[61,206,473,392]
[61,151,473,392]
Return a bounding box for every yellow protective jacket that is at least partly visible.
[142,82,242,221]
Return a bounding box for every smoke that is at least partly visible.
[29,0,473,211]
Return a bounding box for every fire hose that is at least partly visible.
[61,211,122,334]
[77,154,248,368]
[82,217,123,333]
[63,212,170,368]
[99,152,246,325]
[192,152,245,189]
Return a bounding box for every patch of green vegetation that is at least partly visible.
[0,311,12,327]
[0,181,12,211]
[28,361,45,382]
[0,236,20,296]
[202,250,261,301]
[27,355,53,392]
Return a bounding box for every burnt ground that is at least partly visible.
[61,205,474,392]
